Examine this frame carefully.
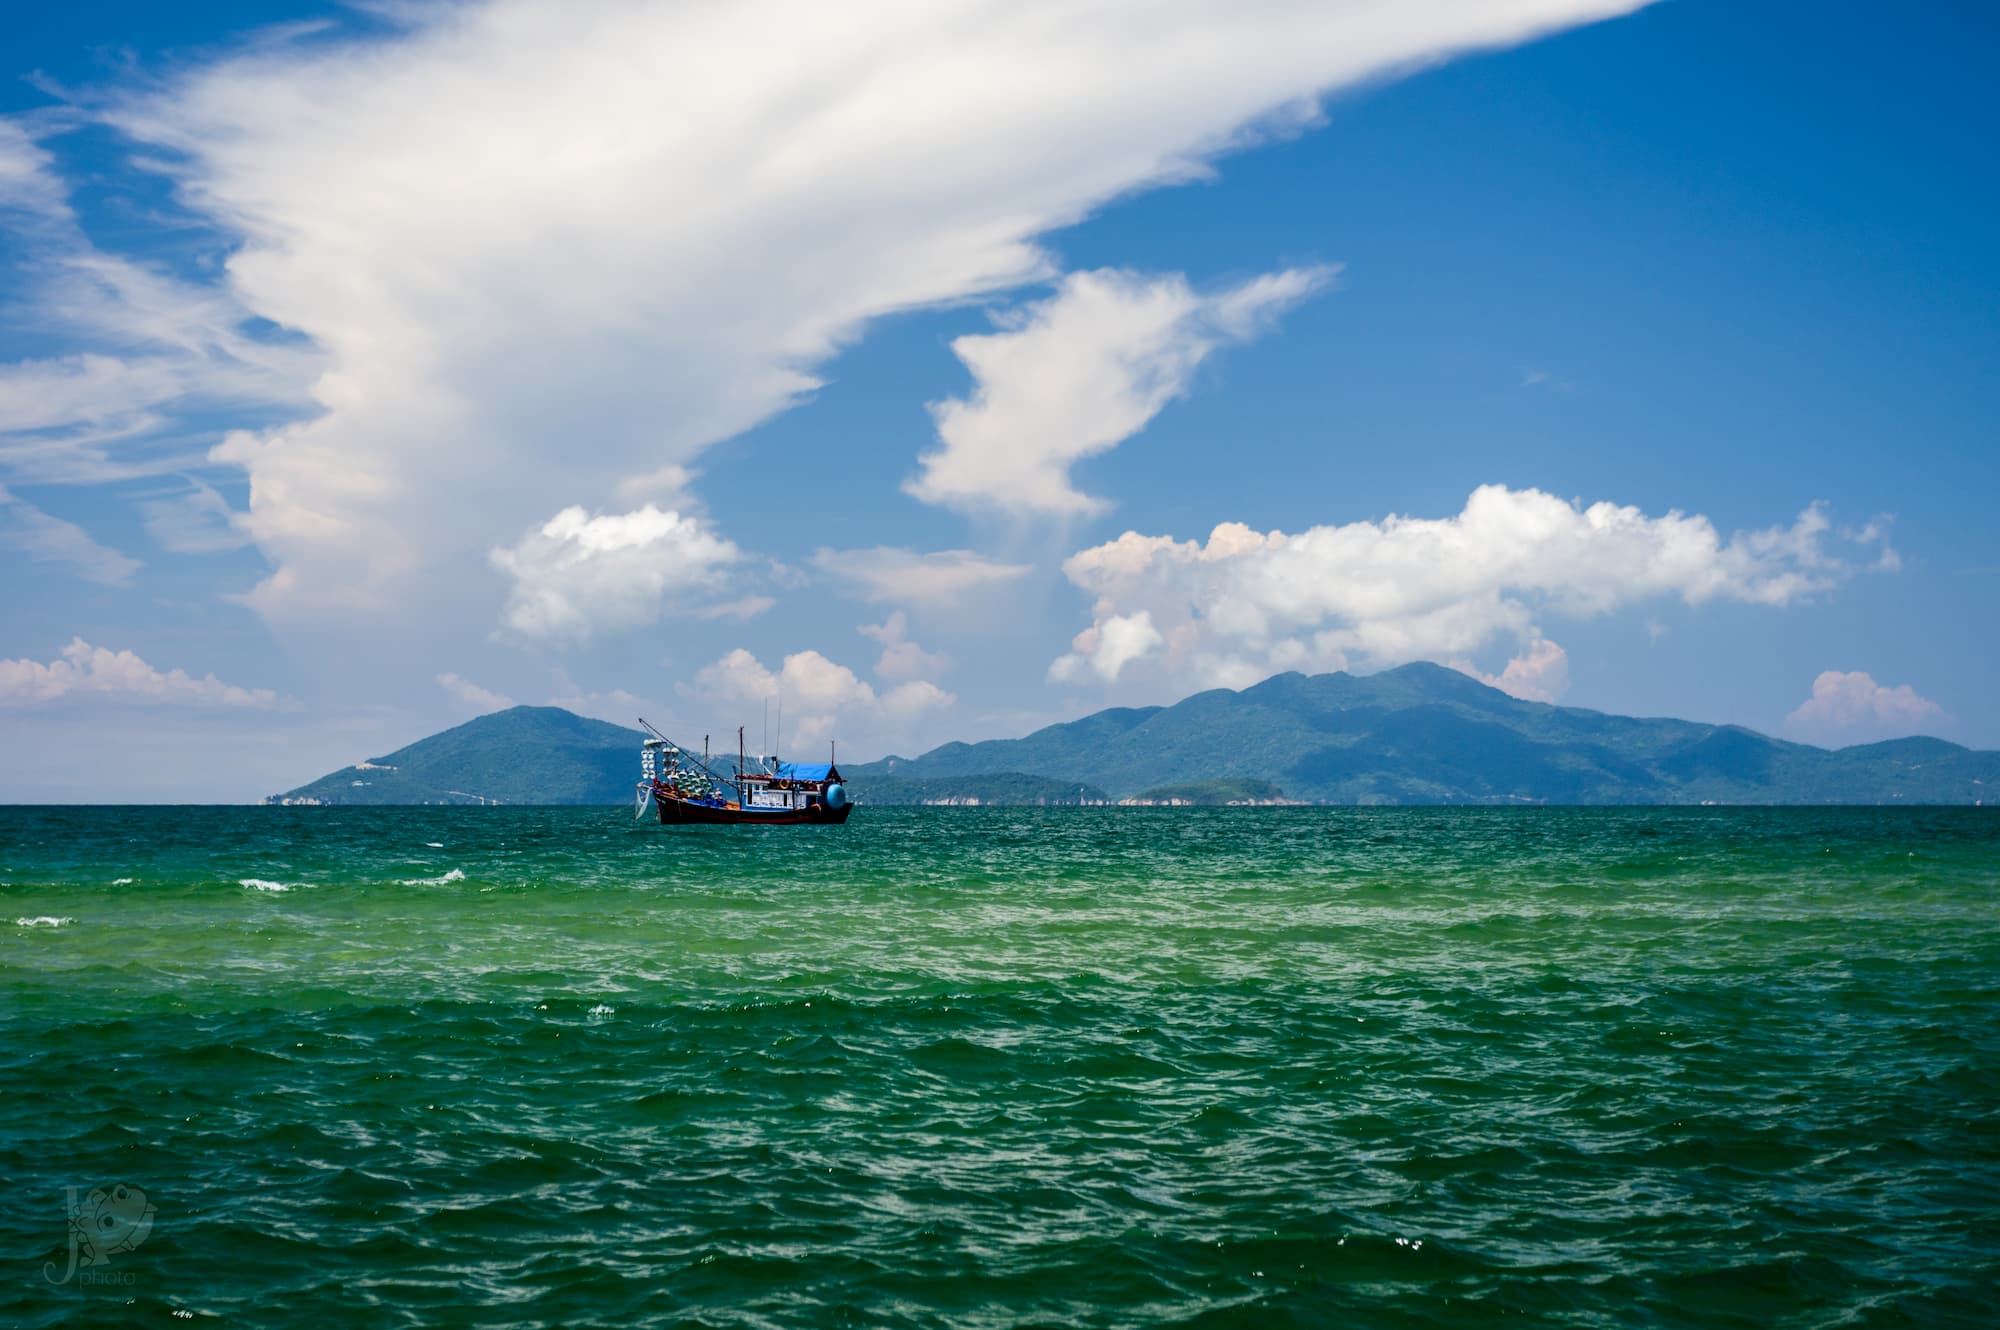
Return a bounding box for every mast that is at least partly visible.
[738,726,745,795]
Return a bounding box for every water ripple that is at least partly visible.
[1,806,1995,1327]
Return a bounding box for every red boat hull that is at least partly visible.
[655,793,854,825]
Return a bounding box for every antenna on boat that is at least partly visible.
[776,694,782,766]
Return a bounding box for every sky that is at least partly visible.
[1,0,1995,802]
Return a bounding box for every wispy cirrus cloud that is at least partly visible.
[138,478,251,554]
[0,122,319,489]
[0,483,141,585]
[812,546,1030,608]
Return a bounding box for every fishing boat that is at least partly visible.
[634,720,854,826]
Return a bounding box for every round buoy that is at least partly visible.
[824,782,849,810]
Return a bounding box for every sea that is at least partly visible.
[2,805,1995,1328]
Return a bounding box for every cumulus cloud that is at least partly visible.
[70,0,1645,618]
[489,505,741,644]
[437,671,514,713]
[1453,636,1570,703]
[908,266,1331,515]
[1786,670,1946,745]
[813,546,1030,607]
[0,637,285,708]
[689,646,953,754]
[1049,611,1165,685]
[1052,485,1893,692]
[0,483,142,585]
[859,611,952,683]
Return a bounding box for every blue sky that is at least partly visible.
[1,0,1994,801]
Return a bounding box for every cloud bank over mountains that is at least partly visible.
[691,647,952,754]
[1786,670,1946,746]
[1051,487,1896,697]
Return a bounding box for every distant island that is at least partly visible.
[270,663,1995,807]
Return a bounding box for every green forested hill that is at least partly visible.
[273,707,647,805]
[848,663,1996,805]
[273,666,1997,806]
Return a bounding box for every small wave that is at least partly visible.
[112,877,134,885]
[588,1004,616,1017]
[425,842,444,849]
[401,868,467,886]
[240,878,292,893]
[15,916,76,928]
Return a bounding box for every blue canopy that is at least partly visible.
[774,762,835,781]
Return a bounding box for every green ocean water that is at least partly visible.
[2,806,1996,1328]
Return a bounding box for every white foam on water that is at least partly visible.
[240,878,291,892]
[425,842,444,848]
[112,877,134,885]
[588,1004,617,1017]
[15,916,76,928]
[401,867,467,886]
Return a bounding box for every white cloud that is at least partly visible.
[0,126,320,488]
[1052,485,1893,693]
[77,0,1645,617]
[908,266,1331,514]
[1786,670,1946,745]
[613,462,696,506]
[489,504,741,644]
[689,595,776,622]
[0,120,73,221]
[0,355,182,436]
[0,637,285,708]
[436,671,514,713]
[545,666,654,725]
[0,483,142,585]
[139,479,252,553]
[689,646,953,756]
[1049,610,1165,684]
[1453,636,1570,703]
[813,546,1031,607]
[859,611,952,683]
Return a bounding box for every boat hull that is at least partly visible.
[655,793,854,825]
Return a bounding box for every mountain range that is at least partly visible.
[273,663,1996,806]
